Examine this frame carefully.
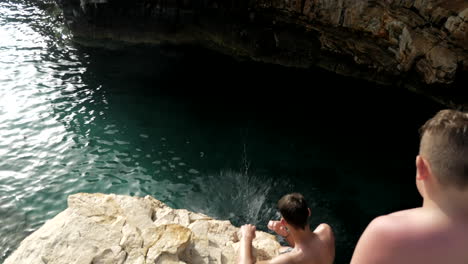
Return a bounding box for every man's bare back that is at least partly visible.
[351,110,468,264]
[238,193,335,264]
[351,207,468,264]
[240,223,334,264]
[276,223,334,264]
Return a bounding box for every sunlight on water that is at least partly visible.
[0,3,284,259]
[0,1,440,263]
[0,1,109,259]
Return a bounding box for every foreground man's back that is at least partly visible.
[351,208,468,264]
[351,109,468,264]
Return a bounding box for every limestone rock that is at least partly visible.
[4,193,280,264]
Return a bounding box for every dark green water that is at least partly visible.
[0,1,445,263]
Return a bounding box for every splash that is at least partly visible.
[182,170,280,229]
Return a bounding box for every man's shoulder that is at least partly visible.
[350,212,423,264]
[313,223,334,240]
[362,215,406,242]
[364,211,426,241]
[352,209,468,264]
[386,207,423,218]
[379,208,438,235]
[313,223,335,260]
[370,212,411,229]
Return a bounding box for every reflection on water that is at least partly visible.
[0,1,445,263]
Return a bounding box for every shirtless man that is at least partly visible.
[351,109,468,264]
[238,193,335,264]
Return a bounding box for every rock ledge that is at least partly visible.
[5,193,280,264]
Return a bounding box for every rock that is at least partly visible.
[445,8,468,48]
[416,45,458,84]
[4,193,280,264]
[52,0,468,88]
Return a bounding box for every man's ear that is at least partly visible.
[416,155,431,181]
[280,218,286,225]
[308,208,311,217]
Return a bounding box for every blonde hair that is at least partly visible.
[419,109,468,190]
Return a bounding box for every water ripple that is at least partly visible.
[0,1,210,255]
[0,1,432,263]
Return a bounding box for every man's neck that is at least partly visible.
[289,226,315,248]
[423,189,468,220]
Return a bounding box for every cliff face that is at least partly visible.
[55,0,468,87]
[4,193,280,264]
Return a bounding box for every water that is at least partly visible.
[0,1,446,263]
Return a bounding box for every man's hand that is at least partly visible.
[239,224,256,264]
[241,224,256,242]
[267,220,289,237]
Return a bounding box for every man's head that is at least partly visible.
[418,109,468,191]
[277,193,310,230]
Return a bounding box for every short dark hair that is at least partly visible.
[419,109,468,190]
[277,193,309,230]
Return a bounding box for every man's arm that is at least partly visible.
[350,216,406,264]
[239,224,256,264]
[238,224,296,264]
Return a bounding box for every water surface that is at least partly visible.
[0,1,443,263]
